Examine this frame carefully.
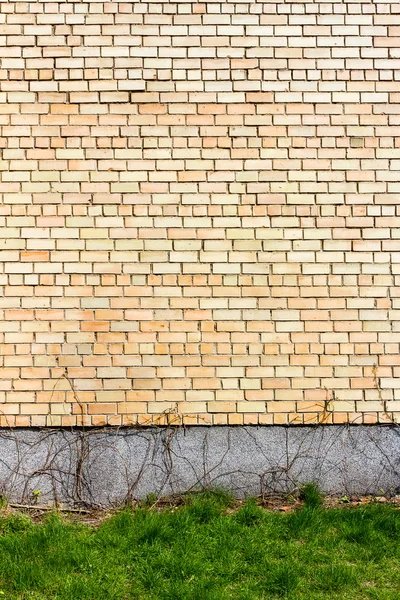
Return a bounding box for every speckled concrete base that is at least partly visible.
[0,426,399,507]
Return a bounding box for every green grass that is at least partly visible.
[0,490,399,599]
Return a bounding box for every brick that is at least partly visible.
[0,0,397,427]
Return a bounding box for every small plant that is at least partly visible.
[32,489,42,504]
[299,482,323,508]
[0,493,8,509]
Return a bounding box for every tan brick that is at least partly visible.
[0,0,398,428]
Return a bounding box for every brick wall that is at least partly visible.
[1,0,400,427]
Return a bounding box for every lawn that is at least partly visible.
[0,489,399,599]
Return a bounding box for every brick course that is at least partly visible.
[1,0,400,427]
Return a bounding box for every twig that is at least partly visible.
[8,503,92,513]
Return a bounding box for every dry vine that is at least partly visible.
[0,370,399,508]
